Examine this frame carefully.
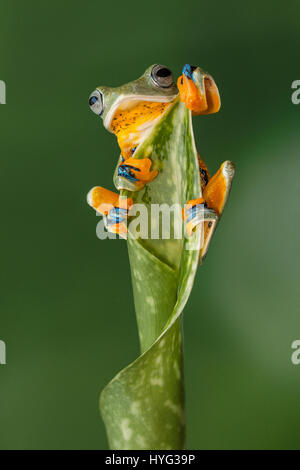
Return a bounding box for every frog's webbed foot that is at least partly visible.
[116,156,158,191]
[183,198,219,237]
[104,205,131,238]
[177,64,221,115]
[87,186,133,238]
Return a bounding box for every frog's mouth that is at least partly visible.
[104,94,177,131]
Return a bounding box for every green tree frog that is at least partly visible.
[87,64,234,259]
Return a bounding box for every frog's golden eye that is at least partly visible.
[89,89,104,116]
[151,65,174,88]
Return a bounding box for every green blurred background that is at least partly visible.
[0,0,300,449]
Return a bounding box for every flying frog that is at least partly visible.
[87,64,234,257]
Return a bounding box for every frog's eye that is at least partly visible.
[89,89,104,116]
[151,65,174,88]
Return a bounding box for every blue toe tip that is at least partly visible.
[182,64,194,79]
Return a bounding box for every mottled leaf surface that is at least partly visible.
[100,100,201,450]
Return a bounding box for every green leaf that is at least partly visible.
[100,99,201,450]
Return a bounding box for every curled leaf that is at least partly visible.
[100,100,202,450]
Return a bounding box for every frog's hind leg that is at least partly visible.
[177,64,221,115]
[201,160,235,259]
[87,186,133,238]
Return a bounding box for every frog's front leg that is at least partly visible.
[87,186,133,238]
[177,64,221,115]
[116,156,158,191]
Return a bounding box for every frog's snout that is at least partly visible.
[177,64,221,115]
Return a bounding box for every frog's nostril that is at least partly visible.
[89,96,98,106]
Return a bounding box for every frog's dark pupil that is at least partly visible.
[156,67,171,78]
[89,96,98,106]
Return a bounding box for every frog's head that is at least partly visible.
[89,64,220,158]
[89,64,178,158]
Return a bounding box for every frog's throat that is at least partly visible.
[104,93,177,130]
[109,100,174,159]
